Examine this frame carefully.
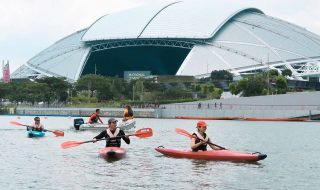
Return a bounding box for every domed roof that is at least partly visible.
[81,0,263,41]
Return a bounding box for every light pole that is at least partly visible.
[132,84,135,101]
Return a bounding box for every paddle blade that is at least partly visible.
[53,130,64,137]
[133,128,153,138]
[10,121,25,126]
[175,128,193,138]
[61,141,83,149]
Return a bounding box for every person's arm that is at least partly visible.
[207,138,223,150]
[98,116,103,124]
[191,136,205,150]
[93,131,106,142]
[120,130,130,144]
[40,124,45,131]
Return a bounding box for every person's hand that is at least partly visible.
[92,138,97,143]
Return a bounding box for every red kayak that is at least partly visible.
[155,147,267,162]
[99,147,126,159]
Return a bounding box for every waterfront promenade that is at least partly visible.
[12,91,320,120]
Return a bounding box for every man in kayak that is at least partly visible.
[88,109,104,124]
[191,121,223,151]
[92,118,130,147]
[28,116,45,131]
[122,105,134,122]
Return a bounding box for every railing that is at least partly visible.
[161,103,320,111]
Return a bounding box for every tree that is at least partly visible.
[282,69,292,77]
[210,70,233,81]
[268,69,279,78]
[275,76,287,94]
[75,74,109,98]
[235,75,268,97]
[36,77,70,105]
[229,83,240,95]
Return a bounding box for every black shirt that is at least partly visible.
[94,129,130,147]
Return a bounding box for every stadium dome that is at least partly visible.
[12,0,320,82]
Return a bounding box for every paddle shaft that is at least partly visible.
[201,139,226,150]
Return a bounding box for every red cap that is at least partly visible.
[197,121,207,127]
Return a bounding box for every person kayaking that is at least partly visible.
[88,108,104,124]
[191,121,223,151]
[28,116,45,131]
[122,105,134,122]
[92,118,130,147]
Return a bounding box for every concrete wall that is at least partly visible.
[15,107,155,118]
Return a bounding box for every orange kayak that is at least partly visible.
[155,147,267,162]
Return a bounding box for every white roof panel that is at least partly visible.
[82,2,176,41]
[82,0,263,41]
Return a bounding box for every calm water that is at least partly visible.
[0,115,319,190]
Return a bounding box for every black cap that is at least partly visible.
[34,117,40,121]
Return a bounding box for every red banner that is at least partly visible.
[2,63,10,83]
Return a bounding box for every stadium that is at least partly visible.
[11,0,320,82]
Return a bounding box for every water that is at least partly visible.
[0,115,319,189]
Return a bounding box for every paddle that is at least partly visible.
[175,128,226,150]
[61,127,153,149]
[10,121,64,137]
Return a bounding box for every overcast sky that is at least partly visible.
[1,0,320,75]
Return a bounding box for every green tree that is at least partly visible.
[275,76,287,94]
[210,70,233,81]
[236,75,268,97]
[36,77,70,105]
[268,69,279,78]
[75,74,109,98]
[282,69,292,77]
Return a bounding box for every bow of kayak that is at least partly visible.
[155,147,267,162]
[99,147,126,160]
[27,130,45,138]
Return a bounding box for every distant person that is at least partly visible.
[219,102,222,109]
[92,118,130,147]
[28,117,45,131]
[88,109,104,124]
[214,102,217,109]
[123,105,134,122]
[191,121,223,151]
[198,102,202,109]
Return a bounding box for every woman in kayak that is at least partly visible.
[28,116,45,131]
[93,118,130,147]
[191,121,223,151]
[122,105,134,122]
[88,108,104,124]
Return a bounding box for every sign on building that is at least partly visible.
[124,71,151,80]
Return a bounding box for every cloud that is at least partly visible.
[1,0,320,73]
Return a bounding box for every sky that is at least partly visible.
[1,0,320,75]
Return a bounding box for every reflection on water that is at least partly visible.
[1,116,320,190]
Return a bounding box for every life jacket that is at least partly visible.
[106,128,121,147]
[32,124,43,131]
[192,132,209,151]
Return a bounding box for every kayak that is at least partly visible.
[99,147,126,159]
[27,130,45,138]
[155,147,267,162]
